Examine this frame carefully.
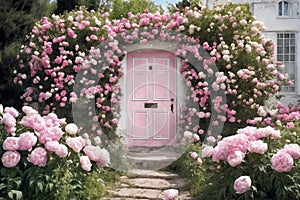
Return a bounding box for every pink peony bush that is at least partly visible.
[0,104,110,170]
[188,122,300,199]
[0,104,111,199]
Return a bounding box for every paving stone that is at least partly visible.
[125,178,172,189]
[108,188,162,199]
[128,169,180,180]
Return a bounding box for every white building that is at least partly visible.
[212,0,300,105]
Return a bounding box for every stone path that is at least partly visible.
[101,169,195,200]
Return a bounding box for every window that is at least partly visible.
[278,1,289,16]
[277,33,296,92]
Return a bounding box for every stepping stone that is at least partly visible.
[108,188,162,199]
[128,169,180,179]
[125,178,173,189]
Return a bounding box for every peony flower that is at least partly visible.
[18,131,37,150]
[284,144,300,159]
[27,147,47,167]
[201,145,214,158]
[45,141,60,152]
[4,107,19,118]
[1,151,21,168]
[248,140,268,154]
[234,176,252,194]
[183,131,193,139]
[80,155,92,171]
[190,152,198,159]
[271,150,294,172]
[162,189,178,200]
[66,136,86,152]
[227,151,245,167]
[65,123,79,135]
[3,137,19,151]
[83,146,110,167]
[55,144,68,158]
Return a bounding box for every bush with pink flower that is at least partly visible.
[14,1,289,143]
[185,123,300,199]
[0,104,111,199]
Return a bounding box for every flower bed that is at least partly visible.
[0,104,111,199]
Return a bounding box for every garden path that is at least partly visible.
[101,169,195,199]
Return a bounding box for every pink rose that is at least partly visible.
[1,151,21,168]
[27,147,47,167]
[227,151,245,167]
[162,189,178,200]
[66,137,86,152]
[55,144,68,158]
[3,137,19,150]
[271,150,294,172]
[65,123,79,135]
[248,140,268,154]
[80,156,92,171]
[18,131,37,150]
[284,144,300,159]
[234,176,252,194]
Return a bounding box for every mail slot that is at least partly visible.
[144,103,158,108]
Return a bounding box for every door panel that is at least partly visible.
[127,50,176,147]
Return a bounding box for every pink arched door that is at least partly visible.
[126,50,177,147]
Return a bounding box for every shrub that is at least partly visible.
[0,104,110,199]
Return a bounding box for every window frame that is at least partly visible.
[276,32,297,94]
[278,1,289,17]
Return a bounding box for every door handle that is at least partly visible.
[170,98,174,113]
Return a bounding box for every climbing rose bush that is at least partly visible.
[0,104,110,199]
[14,2,289,141]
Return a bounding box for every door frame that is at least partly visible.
[117,42,184,147]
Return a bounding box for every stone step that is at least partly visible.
[128,169,180,180]
[121,177,187,190]
[108,188,162,199]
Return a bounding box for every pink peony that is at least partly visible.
[27,147,47,167]
[83,146,110,167]
[162,189,178,200]
[80,156,92,171]
[201,145,214,158]
[38,126,64,144]
[227,151,245,167]
[22,106,38,115]
[2,113,16,128]
[55,144,68,158]
[183,131,193,139]
[3,137,19,151]
[234,176,252,194]
[190,152,198,159]
[248,140,268,154]
[271,150,294,172]
[1,151,21,168]
[45,141,60,152]
[66,136,86,152]
[65,123,79,135]
[284,144,300,159]
[18,131,37,150]
[4,107,19,118]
